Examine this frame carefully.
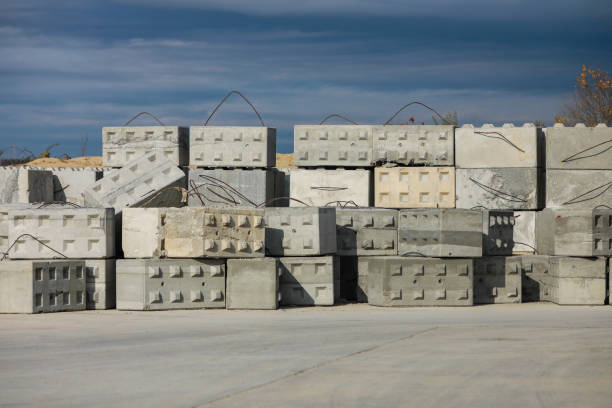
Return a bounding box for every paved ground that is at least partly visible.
[1,303,611,408]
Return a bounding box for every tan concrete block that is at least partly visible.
[374,167,455,208]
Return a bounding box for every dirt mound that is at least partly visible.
[19,156,104,168]
[275,153,295,168]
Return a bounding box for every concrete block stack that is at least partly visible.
[0,167,54,204]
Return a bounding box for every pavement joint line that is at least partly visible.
[196,326,441,407]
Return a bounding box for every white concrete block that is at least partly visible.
[546,123,612,170]
[545,169,612,209]
[294,125,373,167]
[372,125,454,166]
[289,169,372,207]
[374,167,455,208]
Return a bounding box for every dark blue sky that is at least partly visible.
[1,0,611,156]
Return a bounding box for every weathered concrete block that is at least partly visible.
[116,259,225,310]
[122,207,265,258]
[546,123,612,170]
[8,208,115,259]
[399,209,482,257]
[0,260,86,313]
[336,208,398,256]
[85,259,115,310]
[372,125,454,166]
[188,168,276,208]
[474,256,522,304]
[0,204,31,255]
[0,168,53,204]
[374,167,455,208]
[102,126,189,167]
[482,210,537,255]
[455,123,542,168]
[226,258,279,310]
[545,169,612,209]
[264,207,337,256]
[294,125,373,167]
[363,256,473,306]
[190,126,276,168]
[278,256,338,306]
[289,169,372,207]
[513,211,537,254]
[455,168,542,210]
[83,152,186,214]
[48,167,104,205]
[520,255,553,302]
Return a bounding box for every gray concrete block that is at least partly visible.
[336,208,398,256]
[0,260,86,313]
[289,169,372,207]
[265,207,337,256]
[49,167,104,205]
[482,210,537,255]
[273,169,288,207]
[474,256,522,304]
[520,255,553,302]
[279,284,335,306]
[0,168,53,204]
[83,152,186,215]
[513,211,537,254]
[455,123,542,168]
[357,257,369,303]
[372,125,454,166]
[226,258,279,310]
[545,123,612,170]
[545,169,612,209]
[455,167,542,210]
[7,208,115,259]
[294,125,373,167]
[374,167,455,208]
[102,126,189,167]
[363,256,473,307]
[190,126,276,168]
[85,259,115,310]
[399,209,482,257]
[116,259,225,310]
[188,168,276,208]
[278,256,338,306]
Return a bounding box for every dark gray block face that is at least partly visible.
[398,209,482,257]
[226,258,279,310]
[294,125,373,167]
[363,256,473,307]
[474,257,522,304]
[545,169,612,209]
[339,256,358,301]
[356,257,369,303]
[187,168,276,208]
[116,259,226,311]
[336,208,398,256]
[545,124,612,170]
[278,256,338,306]
[482,210,515,256]
[372,125,454,166]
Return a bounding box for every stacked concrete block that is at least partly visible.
[116,259,226,310]
[289,169,372,207]
[48,167,104,205]
[545,169,612,209]
[226,258,279,309]
[0,167,53,204]
[83,152,186,215]
[513,211,537,253]
[336,208,398,256]
[521,255,553,302]
[481,210,537,255]
[102,126,189,167]
[190,126,276,168]
[85,259,116,310]
[372,125,454,166]
[294,125,373,167]
[0,204,31,255]
[279,256,338,306]
[362,256,473,306]
[265,207,337,256]
[398,209,482,257]
[339,256,359,301]
[0,260,86,313]
[374,167,455,208]
[473,257,522,304]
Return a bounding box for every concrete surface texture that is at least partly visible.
[226,258,279,309]
[0,203,31,254]
[190,126,276,168]
[102,126,189,167]
[293,125,373,167]
[85,259,116,310]
[48,167,104,205]
[374,166,455,208]
[289,168,372,207]
[545,169,612,209]
[513,210,537,253]
[545,123,611,170]
[455,123,542,168]
[372,125,454,166]
[473,256,522,304]
[0,167,53,204]
[482,210,515,255]
[336,207,398,256]
[278,256,338,306]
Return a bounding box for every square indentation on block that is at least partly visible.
[169,265,181,277]
[419,192,430,203]
[400,193,410,202]
[149,291,162,304]
[88,239,99,252]
[190,265,203,277]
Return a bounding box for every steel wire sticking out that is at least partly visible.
[468,177,528,203]
[319,114,358,125]
[1,234,67,261]
[474,131,525,153]
[384,101,452,125]
[204,90,265,126]
[123,112,166,126]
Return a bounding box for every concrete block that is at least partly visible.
[545,123,612,170]
[399,209,482,257]
[474,256,522,304]
[0,168,53,204]
[0,260,86,313]
[339,256,358,301]
[482,210,537,255]
[513,211,537,254]
[264,207,337,256]
[372,125,454,166]
[289,169,372,207]
[102,126,189,167]
[8,208,115,259]
[116,259,225,310]
[374,167,455,208]
[455,124,542,168]
[273,169,288,207]
[363,256,473,306]
[83,152,186,215]
[226,258,279,310]
[520,255,554,302]
[278,256,337,306]
[122,207,265,258]
[550,257,606,305]
[336,208,398,256]
[190,126,276,168]
[545,169,612,209]
[188,168,276,208]
[455,168,542,210]
[49,167,104,205]
[293,125,373,167]
[357,257,369,303]
[85,259,116,310]
[536,208,612,256]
